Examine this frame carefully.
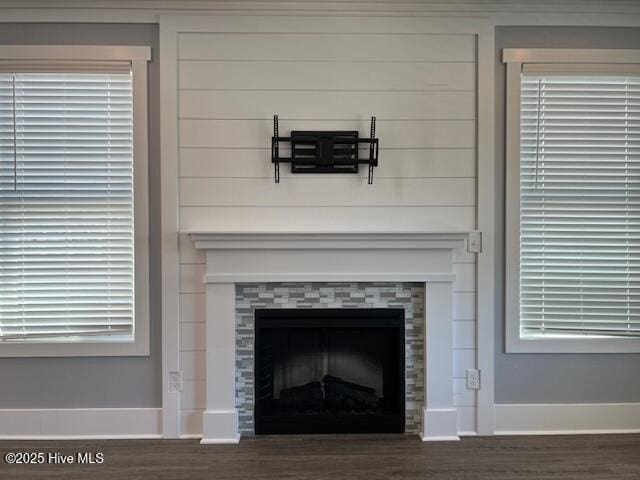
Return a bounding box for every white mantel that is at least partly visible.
[188,231,470,444]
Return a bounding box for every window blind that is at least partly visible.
[0,71,135,342]
[519,72,640,338]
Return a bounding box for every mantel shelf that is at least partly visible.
[186,231,473,251]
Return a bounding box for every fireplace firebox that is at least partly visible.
[254,308,405,435]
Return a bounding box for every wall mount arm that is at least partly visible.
[271,115,379,184]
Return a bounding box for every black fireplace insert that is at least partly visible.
[254,308,405,435]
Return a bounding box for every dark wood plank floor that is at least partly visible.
[1,434,639,480]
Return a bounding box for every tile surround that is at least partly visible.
[235,282,425,435]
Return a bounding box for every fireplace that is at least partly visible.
[254,308,405,434]
[189,232,465,443]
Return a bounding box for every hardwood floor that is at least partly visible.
[1,434,639,480]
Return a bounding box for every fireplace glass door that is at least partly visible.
[254,308,405,434]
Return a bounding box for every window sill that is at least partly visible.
[0,337,149,357]
[506,336,640,354]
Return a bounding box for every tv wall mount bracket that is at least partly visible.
[271,115,379,184]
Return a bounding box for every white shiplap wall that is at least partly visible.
[176,30,478,435]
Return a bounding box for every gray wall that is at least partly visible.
[494,26,640,404]
[0,24,161,408]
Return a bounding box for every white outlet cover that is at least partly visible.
[466,368,480,390]
[168,371,183,393]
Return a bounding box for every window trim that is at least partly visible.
[504,48,640,354]
[0,45,151,357]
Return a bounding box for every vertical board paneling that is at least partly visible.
[180,206,476,232]
[175,28,478,435]
[180,293,206,324]
[179,90,475,120]
[179,177,476,207]
[179,119,475,149]
[178,33,476,62]
[179,148,476,179]
[178,60,476,91]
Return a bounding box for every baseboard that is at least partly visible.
[201,409,240,444]
[201,436,240,444]
[495,403,640,435]
[421,408,460,441]
[0,408,162,439]
[421,435,461,441]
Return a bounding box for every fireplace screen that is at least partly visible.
[254,308,405,434]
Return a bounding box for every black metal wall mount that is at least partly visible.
[271,115,379,184]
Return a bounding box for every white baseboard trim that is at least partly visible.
[495,403,640,435]
[421,435,461,441]
[0,408,162,439]
[2,434,164,440]
[201,409,240,445]
[421,408,460,441]
[201,436,241,444]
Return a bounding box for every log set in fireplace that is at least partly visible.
[254,308,405,435]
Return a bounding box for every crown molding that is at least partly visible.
[1,1,639,24]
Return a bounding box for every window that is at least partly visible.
[0,46,150,357]
[504,49,640,353]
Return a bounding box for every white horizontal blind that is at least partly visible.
[0,71,135,342]
[520,72,640,338]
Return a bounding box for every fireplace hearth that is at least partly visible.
[254,308,405,435]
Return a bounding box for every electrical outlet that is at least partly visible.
[466,369,480,390]
[168,371,183,393]
[467,231,482,253]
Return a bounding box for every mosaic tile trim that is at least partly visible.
[235,282,424,435]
